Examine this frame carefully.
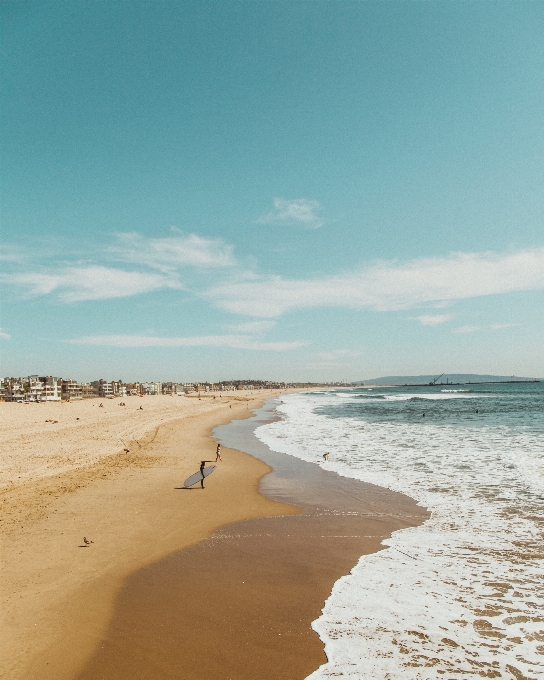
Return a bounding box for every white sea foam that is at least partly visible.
[255,392,544,679]
[381,392,490,401]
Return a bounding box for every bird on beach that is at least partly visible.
[83,537,94,546]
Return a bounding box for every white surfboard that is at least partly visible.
[184,465,217,487]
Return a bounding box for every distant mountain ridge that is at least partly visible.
[356,374,540,385]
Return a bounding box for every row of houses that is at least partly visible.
[0,376,291,402]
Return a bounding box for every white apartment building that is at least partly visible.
[141,382,162,395]
[38,376,61,401]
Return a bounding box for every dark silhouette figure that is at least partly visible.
[200,460,214,488]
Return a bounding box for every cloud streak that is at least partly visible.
[10,266,181,302]
[258,198,324,228]
[2,231,236,302]
[66,334,305,351]
[208,247,544,317]
[111,231,236,271]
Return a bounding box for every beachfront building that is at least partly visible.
[91,380,114,398]
[219,383,237,392]
[2,378,27,401]
[38,376,61,401]
[2,378,25,401]
[161,382,184,395]
[80,383,99,398]
[141,382,162,395]
[26,376,44,401]
[59,378,82,400]
[112,381,127,397]
[1,375,58,401]
[90,379,127,398]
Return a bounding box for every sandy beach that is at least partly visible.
[1,391,427,680]
[1,392,297,678]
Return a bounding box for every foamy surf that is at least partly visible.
[255,387,544,679]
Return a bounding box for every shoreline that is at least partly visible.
[2,389,429,679]
[74,397,429,679]
[1,391,299,679]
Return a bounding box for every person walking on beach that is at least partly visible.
[200,460,214,488]
[215,444,222,462]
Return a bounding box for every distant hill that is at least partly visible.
[355,374,540,386]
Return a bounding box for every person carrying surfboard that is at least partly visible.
[200,460,214,488]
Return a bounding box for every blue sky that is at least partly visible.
[1,1,543,382]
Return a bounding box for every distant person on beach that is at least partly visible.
[200,460,214,488]
[215,444,222,462]
[323,452,329,460]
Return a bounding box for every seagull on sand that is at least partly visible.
[83,537,94,546]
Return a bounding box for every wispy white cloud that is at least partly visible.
[208,247,544,317]
[258,198,324,228]
[415,314,454,326]
[66,334,305,351]
[111,231,236,272]
[2,230,235,303]
[225,320,276,334]
[0,328,11,339]
[10,266,181,302]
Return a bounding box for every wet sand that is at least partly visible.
[76,401,429,679]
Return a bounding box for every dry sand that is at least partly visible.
[0,391,298,679]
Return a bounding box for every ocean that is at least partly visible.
[254,383,544,679]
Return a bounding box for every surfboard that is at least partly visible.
[184,465,217,488]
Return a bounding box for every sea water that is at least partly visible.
[255,383,544,679]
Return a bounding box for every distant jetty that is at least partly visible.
[357,373,541,387]
[399,379,540,387]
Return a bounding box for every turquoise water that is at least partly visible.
[319,382,544,431]
[255,383,544,679]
